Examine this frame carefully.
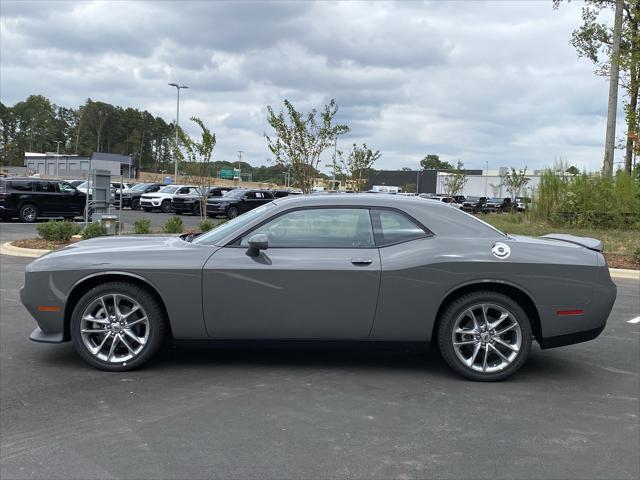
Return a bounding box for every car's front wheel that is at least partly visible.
[70,282,166,371]
[437,291,532,381]
[131,198,140,210]
[161,200,172,213]
[227,206,239,219]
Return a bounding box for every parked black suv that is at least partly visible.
[0,178,86,222]
[461,196,487,213]
[206,189,274,219]
[116,182,163,210]
[481,197,512,213]
[172,186,236,215]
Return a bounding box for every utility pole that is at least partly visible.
[416,168,421,194]
[484,160,489,197]
[332,135,338,190]
[237,150,244,181]
[604,0,624,175]
[168,83,189,183]
[55,141,62,177]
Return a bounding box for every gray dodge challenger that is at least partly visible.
[21,194,617,381]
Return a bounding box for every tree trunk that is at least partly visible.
[604,0,625,175]
[625,8,639,174]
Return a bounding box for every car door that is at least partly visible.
[202,207,381,339]
[57,181,84,215]
[34,181,62,215]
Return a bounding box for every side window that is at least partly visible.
[245,192,256,200]
[148,185,160,192]
[239,208,374,248]
[372,209,427,246]
[10,181,33,192]
[58,182,75,194]
[36,182,56,193]
[177,187,190,194]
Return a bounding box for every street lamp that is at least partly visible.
[168,83,189,182]
[55,140,63,177]
[484,160,489,197]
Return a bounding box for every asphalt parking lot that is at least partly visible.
[0,208,218,244]
[0,243,638,479]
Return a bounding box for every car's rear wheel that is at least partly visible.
[70,282,166,371]
[227,206,239,219]
[19,204,38,223]
[437,291,532,381]
[131,198,140,210]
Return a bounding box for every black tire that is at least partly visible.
[70,281,167,371]
[19,204,38,223]
[161,200,172,214]
[437,291,532,381]
[227,206,239,219]
[131,198,140,210]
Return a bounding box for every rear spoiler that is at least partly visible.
[541,234,604,252]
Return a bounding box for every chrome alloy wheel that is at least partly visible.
[80,294,149,363]
[451,303,522,373]
[22,205,37,222]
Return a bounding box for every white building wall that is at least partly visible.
[437,173,541,198]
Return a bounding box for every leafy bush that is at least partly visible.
[633,247,640,263]
[133,218,152,234]
[531,164,640,229]
[162,216,184,234]
[81,222,108,240]
[36,220,79,242]
[199,218,215,232]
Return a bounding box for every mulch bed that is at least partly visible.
[13,238,80,250]
[604,253,640,270]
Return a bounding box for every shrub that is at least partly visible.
[133,218,152,234]
[162,216,184,234]
[199,218,215,232]
[36,220,79,242]
[81,222,108,240]
[633,247,640,263]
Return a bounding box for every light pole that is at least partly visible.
[416,168,421,194]
[484,160,489,197]
[168,83,189,183]
[55,140,62,177]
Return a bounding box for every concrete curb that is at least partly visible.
[0,242,50,258]
[1,240,639,281]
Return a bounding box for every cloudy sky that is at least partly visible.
[0,0,620,172]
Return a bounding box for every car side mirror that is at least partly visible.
[246,234,268,257]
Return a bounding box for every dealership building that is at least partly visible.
[366,168,541,198]
[23,152,135,178]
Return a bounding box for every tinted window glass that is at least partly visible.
[193,203,276,245]
[373,209,426,245]
[160,186,179,194]
[36,182,56,193]
[224,189,246,199]
[10,181,33,192]
[240,208,374,248]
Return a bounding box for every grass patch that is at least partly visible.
[481,213,640,256]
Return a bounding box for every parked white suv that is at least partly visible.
[140,185,198,213]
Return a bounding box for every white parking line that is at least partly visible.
[628,316,640,324]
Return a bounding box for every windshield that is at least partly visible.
[223,189,246,199]
[159,186,179,194]
[192,203,275,245]
[489,197,503,202]
[129,183,150,192]
[78,181,90,189]
[466,196,480,202]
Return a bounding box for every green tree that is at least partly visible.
[566,165,581,175]
[420,154,453,170]
[555,0,640,173]
[339,143,381,191]
[265,99,349,193]
[441,160,468,196]
[172,117,216,219]
[501,167,531,200]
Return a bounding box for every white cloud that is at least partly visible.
[0,0,624,171]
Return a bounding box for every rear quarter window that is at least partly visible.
[10,181,34,192]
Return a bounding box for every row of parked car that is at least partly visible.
[0,175,532,223]
[424,194,531,213]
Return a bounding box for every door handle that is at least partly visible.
[351,258,373,266]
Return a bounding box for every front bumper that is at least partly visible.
[206,203,228,216]
[20,285,68,343]
[141,199,162,208]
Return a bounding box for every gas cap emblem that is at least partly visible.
[492,242,511,259]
